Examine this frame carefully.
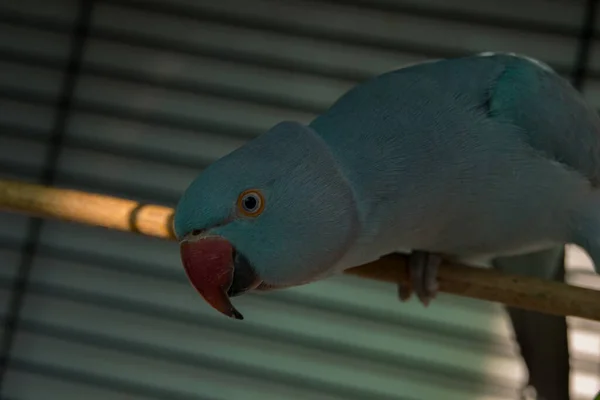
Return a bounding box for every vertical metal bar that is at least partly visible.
[0,0,94,392]
[572,0,600,391]
[571,0,598,90]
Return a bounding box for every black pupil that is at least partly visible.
[243,195,258,211]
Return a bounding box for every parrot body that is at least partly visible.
[174,51,600,306]
[174,52,599,399]
[308,54,600,274]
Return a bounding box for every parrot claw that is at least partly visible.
[397,250,441,306]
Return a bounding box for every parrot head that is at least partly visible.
[173,122,359,320]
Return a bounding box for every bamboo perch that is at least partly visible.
[1,178,600,321]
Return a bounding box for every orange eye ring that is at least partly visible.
[237,189,265,217]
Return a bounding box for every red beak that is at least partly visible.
[180,236,243,320]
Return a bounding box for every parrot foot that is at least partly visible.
[397,251,441,307]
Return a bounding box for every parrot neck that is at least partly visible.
[307,119,405,271]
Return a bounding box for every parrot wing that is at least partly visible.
[489,55,600,187]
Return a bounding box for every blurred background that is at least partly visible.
[0,0,600,399]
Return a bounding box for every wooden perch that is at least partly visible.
[1,178,600,321]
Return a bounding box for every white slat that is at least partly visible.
[0,0,78,24]
[565,246,600,398]
[74,74,316,136]
[342,0,585,29]
[82,38,354,111]
[0,99,57,135]
[0,22,72,64]
[0,60,64,99]
[109,0,579,70]
[0,250,24,288]
[2,368,153,400]
[56,147,197,197]
[0,136,47,177]
[581,76,600,110]
[66,111,246,165]
[91,3,428,78]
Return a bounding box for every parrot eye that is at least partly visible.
[237,189,265,217]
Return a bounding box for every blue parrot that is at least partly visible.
[174,53,596,399]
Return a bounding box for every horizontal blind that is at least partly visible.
[0,0,73,375]
[0,0,598,399]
